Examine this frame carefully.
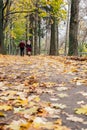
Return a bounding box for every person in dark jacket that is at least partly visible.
[19,40,25,56]
[26,40,32,56]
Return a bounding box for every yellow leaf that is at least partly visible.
[27,61,31,64]
[71,68,78,72]
[37,108,48,117]
[0,112,6,117]
[54,119,62,125]
[75,105,87,115]
[20,99,28,106]
[0,105,12,111]
[20,122,32,130]
[54,125,71,130]
[6,120,20,130]
[22,106,38,115]
[33,117,47,128]
[29,101,35,107]
[32,83,39,88]
[57,93,68,98]
[34,96,40,102]
[40,82,57,88]
[14,99,28,106]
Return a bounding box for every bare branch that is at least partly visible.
[3,0,9,11]
[4,11,32,18]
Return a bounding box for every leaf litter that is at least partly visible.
[0,55,87,130]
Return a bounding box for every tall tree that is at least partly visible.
[68,0,79,56]
[48,0,66,55]
[64,0,71,55]
[50,16,58,55]
[0,0,4,54]
[29,14,34,55]
[0,0,10,54]
[34,6,38,55]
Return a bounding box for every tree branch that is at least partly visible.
[3,0,9,11]
[4,11,32,18]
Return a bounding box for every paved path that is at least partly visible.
[0,55,87,130]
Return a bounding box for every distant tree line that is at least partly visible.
[0,0,86,56]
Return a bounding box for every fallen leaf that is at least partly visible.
[0,112,6,117]
[75,105,87,115]
[0,105,12,111]
[66,114,84,122]
[56,87,68,91]
[52,103,66,109]
[57,93,68,98]
[54,119,62,125]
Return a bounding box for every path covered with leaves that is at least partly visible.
[0,55,87,130]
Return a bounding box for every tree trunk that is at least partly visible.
[25,16,28,46]
[68,0,79,56]
[64,0,71,56]
[38,17,41,54]
[34,7,38,55]
[49,17,58,55]
[29,14,34,55]
[56,24,59,55]
[0,0,6,54]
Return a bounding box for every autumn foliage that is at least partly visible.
[0,55,87,130]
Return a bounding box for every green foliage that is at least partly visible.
[13,20,26,39]
[40,0,67,20]
[5,0,67,47]
[78,43,87,52]
[50,0,66,19]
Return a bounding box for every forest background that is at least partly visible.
[0,0,87,56]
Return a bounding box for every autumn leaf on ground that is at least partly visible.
[76,79,87,85]
[72,77,87,85]
[33,96,40,102]
[44,106,57,115]
[37,107,48,117]
[0,111,6,117]
[24,79,38,86]
[0,105,12,111]
[6,119,27,130]
[66,114,84,122]
[33,117,48,129]
[54,119,62,125]
[13,99,28,106]
[32,114,71,130]
[57,93,68,98]
[75,105,87,115]
[40,82,57,88]
[19,106,38,115]
[70,67,79,73]
[77,91,87,96]
[50,97,59,101]
[52,103,66,109]
[58,82,66,87]
[33,117,64,130]
[20,121,32,129]
[54,126,71,130]
[77,100,85,105]
[14,107,25,113]
[56,87,68,91]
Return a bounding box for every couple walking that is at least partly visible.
[19,40,32,56]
